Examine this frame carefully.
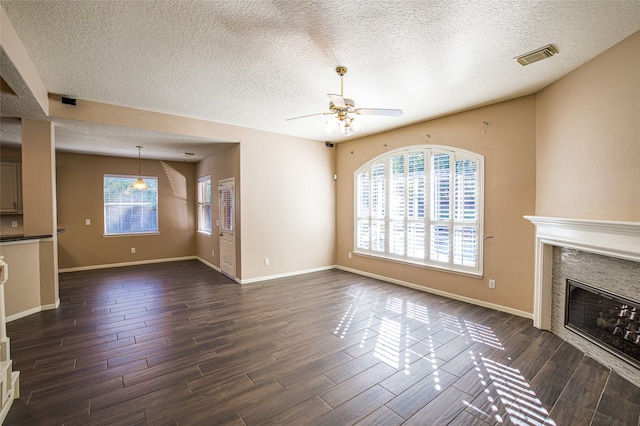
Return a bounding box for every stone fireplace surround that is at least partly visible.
[525,216,640,387]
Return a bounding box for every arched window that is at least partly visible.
[354,145,484,276]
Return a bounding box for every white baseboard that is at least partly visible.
[6,298,60,323]
[59,256,197,273]
[239,265,337,284]
[196,257,243,283]
[57,259,531,320]
[196,257,221,272]
[336,265,533,320]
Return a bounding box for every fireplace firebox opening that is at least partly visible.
[565,278,640,369]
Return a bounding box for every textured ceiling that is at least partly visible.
[1,0,639,161]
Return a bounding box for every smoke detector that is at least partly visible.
[515,44,558,66]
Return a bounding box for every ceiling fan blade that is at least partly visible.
[285,112,332,121]
[328,93,346,109]
[355,108,403,117]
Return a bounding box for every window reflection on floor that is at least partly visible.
[336,286,557,425]
[464,358,556,425]
[374,318,402,369]
[465,320,504,350]
[334,285,367,338]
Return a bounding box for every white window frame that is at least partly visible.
[197,175,212,235]
[103,174,159,236]
[354,145,484,277]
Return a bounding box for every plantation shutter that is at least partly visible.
[430,153,451,263]
[356,169,371,250]
[371,161,386,252]
[389,154,405,256]
[354,145,483,276]
[453,158,479,266]
[407,151,426,260]
[219,185,233,233]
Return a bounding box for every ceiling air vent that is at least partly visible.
[515,44,558,66]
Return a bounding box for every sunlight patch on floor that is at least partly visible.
[464,358,557,426]
[374,317,402,368]
[465,320,504,350]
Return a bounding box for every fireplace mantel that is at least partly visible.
[524,216,640,329]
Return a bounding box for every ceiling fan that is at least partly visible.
[286,66,403,136]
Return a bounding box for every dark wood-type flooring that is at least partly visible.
[4,260,640,425]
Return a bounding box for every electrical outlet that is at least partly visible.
[85,219,91,225]
[489,279,496,289]
[348,252,352,259]
[212,250,215,257]
[264,258,269,266]
[11,221,17,228]
[131,248,136,254]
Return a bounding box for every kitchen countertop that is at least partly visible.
[0,229,65,243]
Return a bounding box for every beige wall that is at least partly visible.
[47,95,337,281]
[240,137,336,281]
[0,241,42,318]
[4,5,635,319]
[336,96,537,315]
[195,143,241,271]
[536,31,640,221]
[56,152,196,269]
[22,118,56,236]
[21,118,59,309]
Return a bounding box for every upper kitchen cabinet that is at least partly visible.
[0,161,22,213]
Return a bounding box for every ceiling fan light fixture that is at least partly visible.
[325,115,359,136]
[344,124,354,136]
[286,65,402,135]
[340,116,358,136]
[349,116,360,132]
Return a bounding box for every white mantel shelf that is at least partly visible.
[524,216,640,329]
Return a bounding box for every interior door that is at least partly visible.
[218,178,236,280]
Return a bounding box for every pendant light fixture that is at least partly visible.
[131,145,148,190]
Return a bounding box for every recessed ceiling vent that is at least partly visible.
[515,44,558,66]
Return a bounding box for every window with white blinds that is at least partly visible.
[104,175,158,235]
[219,184,233,233]
[354,146,484,276]
[197,176,212,234]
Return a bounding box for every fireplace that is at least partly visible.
[565,278,640,369]
[524,216,640,387]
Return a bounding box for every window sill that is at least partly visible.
[353,250,483,279]
[103,232,160,238]
[197,231,212,237]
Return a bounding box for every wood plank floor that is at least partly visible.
[4,260,640,425]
